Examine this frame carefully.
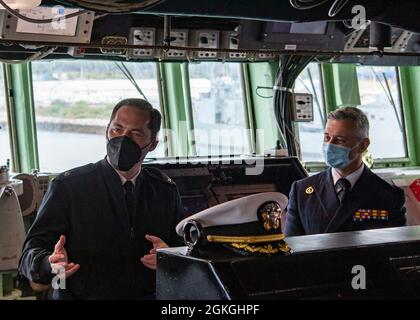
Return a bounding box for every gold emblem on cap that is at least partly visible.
[258,202,282,231]
[305,186,314,195]
[262,210,281,230]
[230,242,290,254]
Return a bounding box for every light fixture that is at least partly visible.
[0,0,42,10]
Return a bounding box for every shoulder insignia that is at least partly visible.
[163,174,176,186]
[55,163,97,182]
[144,167,176,186]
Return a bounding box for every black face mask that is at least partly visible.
[106,136,151,172]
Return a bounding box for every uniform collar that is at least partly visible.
[331,163,365,190]
[106,156,141,187]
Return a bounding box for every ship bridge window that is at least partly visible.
[32,60,163,173]
[295,64,407,165]
[189,62,250,156]
[295,63,326,162]
[356,66,407,159]
[0,64,11,166]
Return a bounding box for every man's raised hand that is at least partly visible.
[141,235,168,270]
[48,235,80,278]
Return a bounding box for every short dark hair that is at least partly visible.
[109,98,162,137]
[328,107,369,139]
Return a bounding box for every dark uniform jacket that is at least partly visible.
[285,166,406,237]
[19,159,184,299]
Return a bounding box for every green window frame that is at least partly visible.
[305,63,413,173]
[3,61,420,173]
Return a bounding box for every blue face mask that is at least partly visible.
[323,143,359,170]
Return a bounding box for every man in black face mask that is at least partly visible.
[19,98,185,299]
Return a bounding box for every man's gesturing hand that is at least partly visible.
[48,235,80,278]
[141,235,168,270]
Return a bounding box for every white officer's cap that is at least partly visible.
[176,192,291,256]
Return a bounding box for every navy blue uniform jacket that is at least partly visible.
[19,159,184,299]
[285,166,406,237]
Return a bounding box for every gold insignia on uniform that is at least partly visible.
[353,209,389,222]
[305,186,314,195]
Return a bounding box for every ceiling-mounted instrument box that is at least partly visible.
[0,6,94,44]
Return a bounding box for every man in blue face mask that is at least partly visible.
[285,107,406,237]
